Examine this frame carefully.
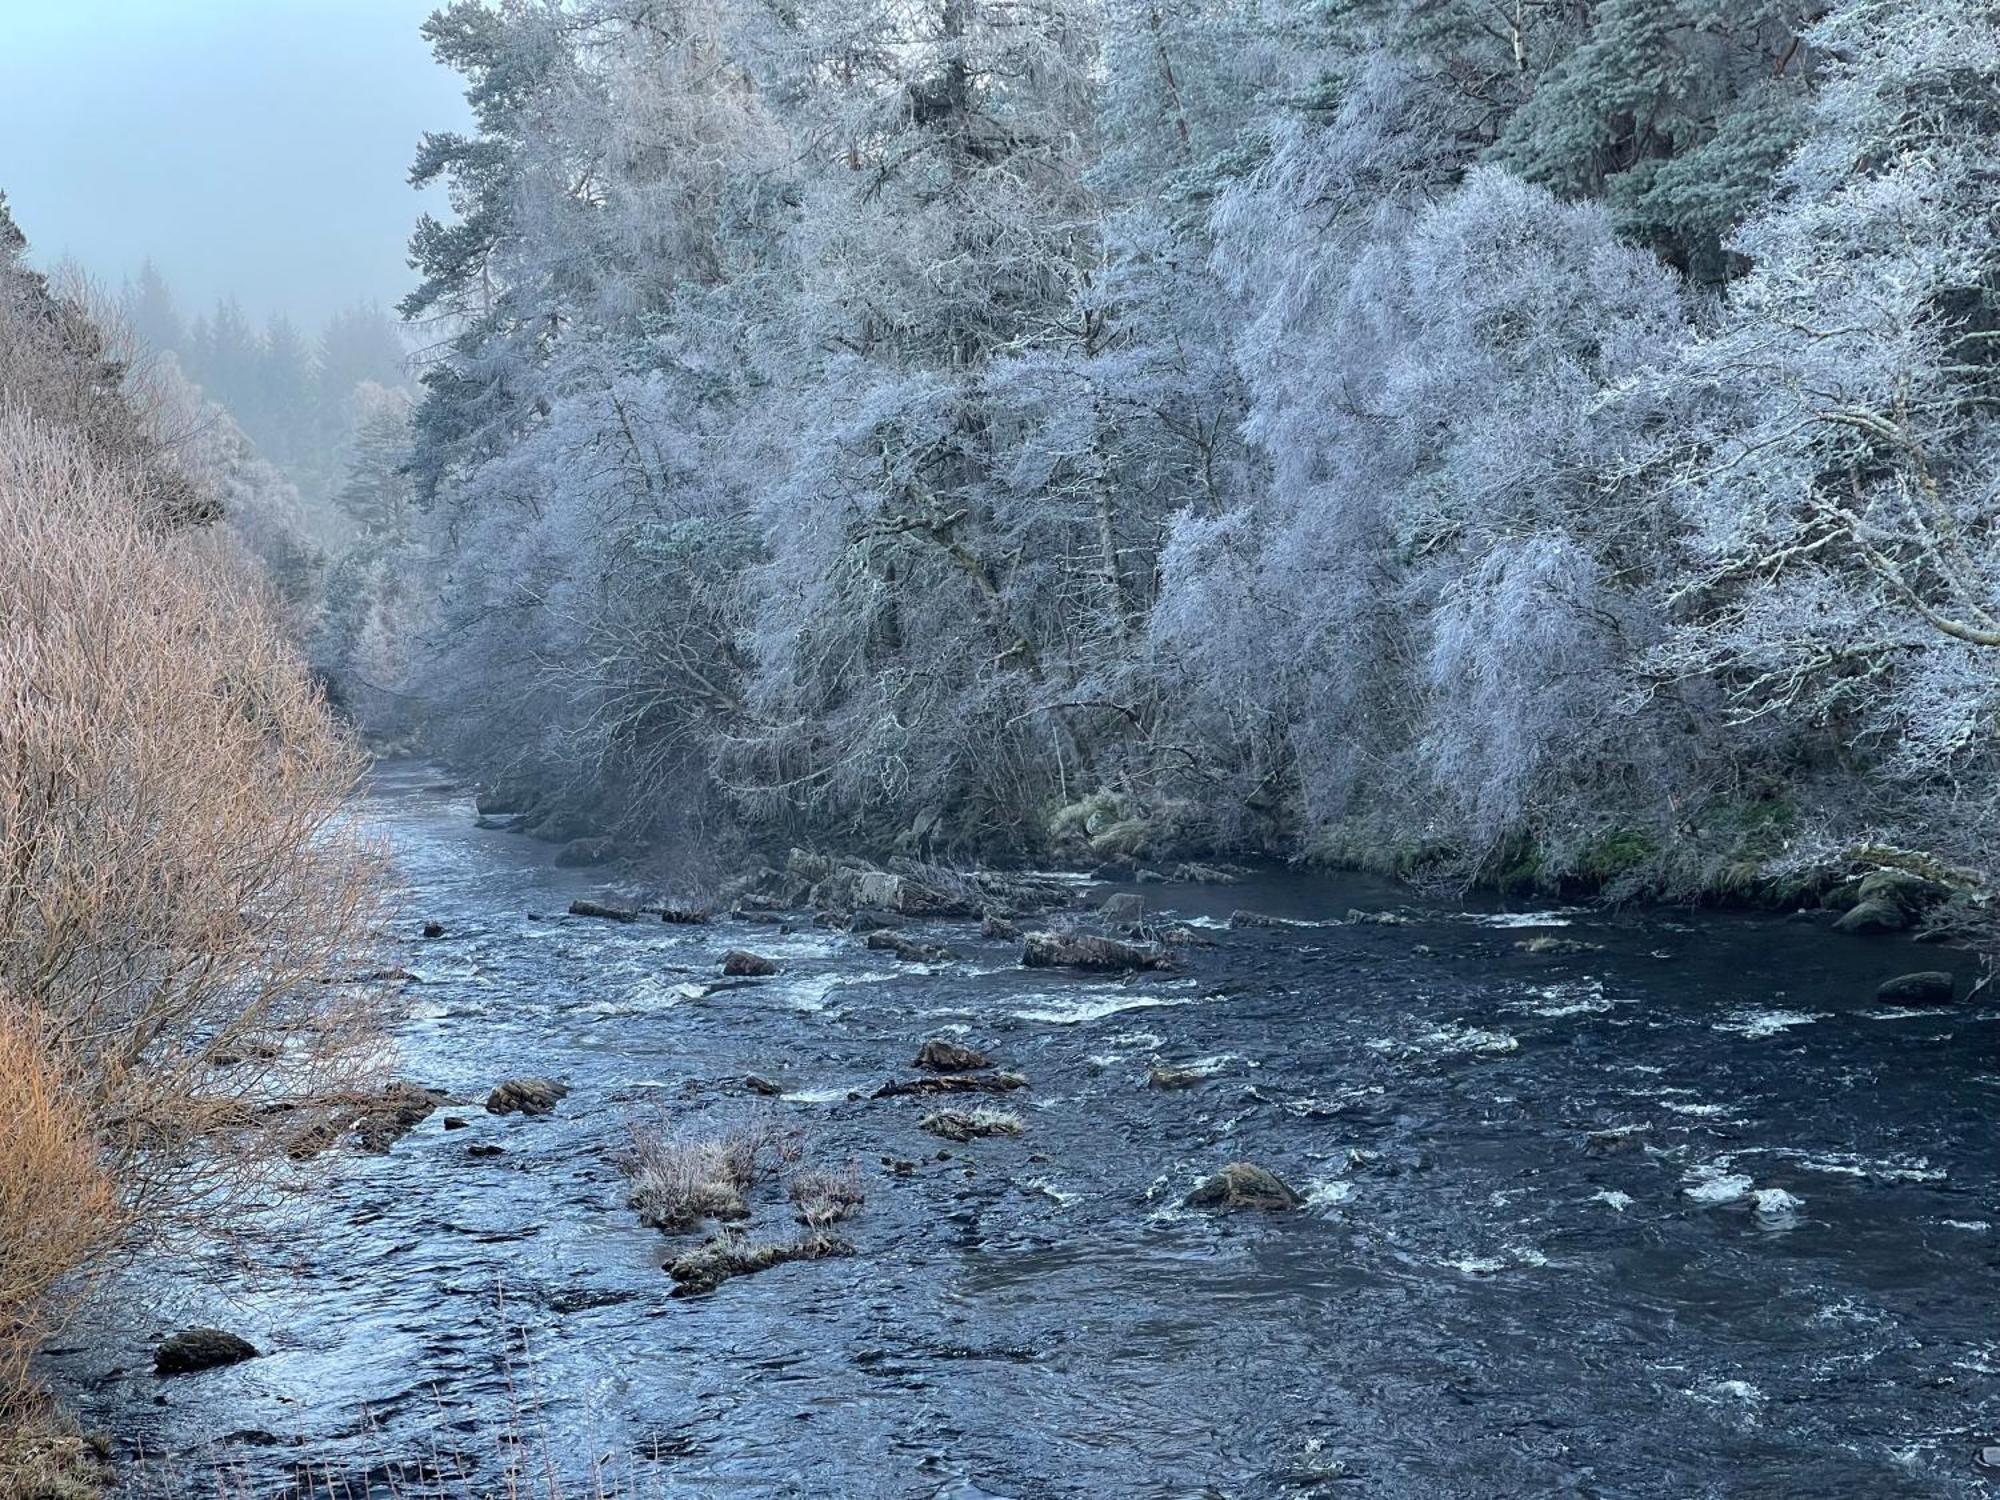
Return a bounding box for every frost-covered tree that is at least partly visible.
[1658,0,2000,859]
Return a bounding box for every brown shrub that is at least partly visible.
[0,1008,119,1407]
[0,407,389,1235]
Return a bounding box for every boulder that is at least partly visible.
[554,837,618,869]
[744,1075,784,1097]
[474,788,527,816]
[1515,934,1602,956]
[721,950,779,977]
[1098,892,1146,928]
[864,930,955,963]
[1833,900,1907,935]
[1020,931,1167,972]
[421,920,445,939]
[155,1328,258,1376]
[568,898,637,922]
[1148,1066,1207,1090]
[848,907,904,931]
[913,1039,992,1073]
[659,904,711,925]
[1875,971,1955,1005]
[352,1083,449,1152]
[1184,1162,1303,1212]
[485,1077,571,1116]
[980,913,1022,941]
[1228,909,1290,929]
[1857,869,1946,914]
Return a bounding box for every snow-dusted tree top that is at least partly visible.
[337,0,2000,889]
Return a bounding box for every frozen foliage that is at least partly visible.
[364,0,2000,896]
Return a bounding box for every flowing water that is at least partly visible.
[43,763,2000,1497]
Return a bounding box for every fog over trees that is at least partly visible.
[116,0,2000,900]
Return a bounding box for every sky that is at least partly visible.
[0,0,471,330]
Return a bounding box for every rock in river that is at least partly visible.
[1833,900,1906,935]
[156,1328,258,1376]
[1875,971,1955,1005]
[722,950,780,977]
[1020,931,1167,972]
[913,1038,992,1073]
[568,898,637,922]
[1184,1162,1303,1212]
[1097,892,1146,928]
[486,1077,571,1116]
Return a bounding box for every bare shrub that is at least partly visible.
[0,1007,121,1407]
[0,408,389,1235]
[787,1162,865,1229]
[624,1116,791,1233]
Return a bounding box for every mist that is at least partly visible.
[0,0,465,325]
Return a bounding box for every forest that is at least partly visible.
[4,0,2000,1493]
[283,0,1994,911]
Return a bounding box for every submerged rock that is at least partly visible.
[913,1038,992,1073]
[744,1074,785,1097]
[1875,971,1955,1005]
[568,898,637,922]
[1516,934,1602,956]
[1020,931,1167,972]
[485,1077,571,1116]
[721,950,780,977]
[864,930,955,963]
[665,1233,854,1297]
[1147,1066,1208,1090]
[919,1108,1023,1143]
[421,920,445,939]
[873,1071,1027,1099]
[659,904,711,925]
[155,1328,258,1376]
[980,913,1022,942]
[1184,1162,1303,1212]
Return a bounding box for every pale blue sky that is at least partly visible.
[0,0,470,327]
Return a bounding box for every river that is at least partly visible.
[41,761,2000,1497]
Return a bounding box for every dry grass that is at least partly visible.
[624,1117,794,1233]
[787,1162,865,1228]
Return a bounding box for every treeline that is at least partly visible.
[0,196,383,1482]
[121,264,408,504]
[353,0,2000,901]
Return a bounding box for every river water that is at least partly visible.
[42,762,2000,1497]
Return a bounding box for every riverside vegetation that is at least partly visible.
[7,0,2000,1493]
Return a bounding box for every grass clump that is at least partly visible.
[788,1163,866,1228]
[625,1118,794,1233]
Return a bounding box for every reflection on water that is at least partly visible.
[45,762,2000,1498]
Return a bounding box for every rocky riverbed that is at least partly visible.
[41,762,2000,1497]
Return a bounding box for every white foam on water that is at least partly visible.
[780,1085,852,1104]
[1779,1150,1945,1183]
[1423,1023,1520,1055]
[1861,1006,1947,1021]
[1516,978,1615,1018]
[1713,1008,1827,1039]
[1010,991,1196,1024]
[1022,1177,1079,1208]
[1942,1219,1991,1232]
[1465,910,1581,928]
[1683,1164,1753,1204]
[1301,1178,1355,1209]
[1752,1188,1805,1216]
[1591,1189,1634,1212]
[1442,1254,1508,1276]
[1107,1029,1165,1048]
[1686,1379,1763,1407]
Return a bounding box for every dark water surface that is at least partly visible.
[46,763,2000,1497]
